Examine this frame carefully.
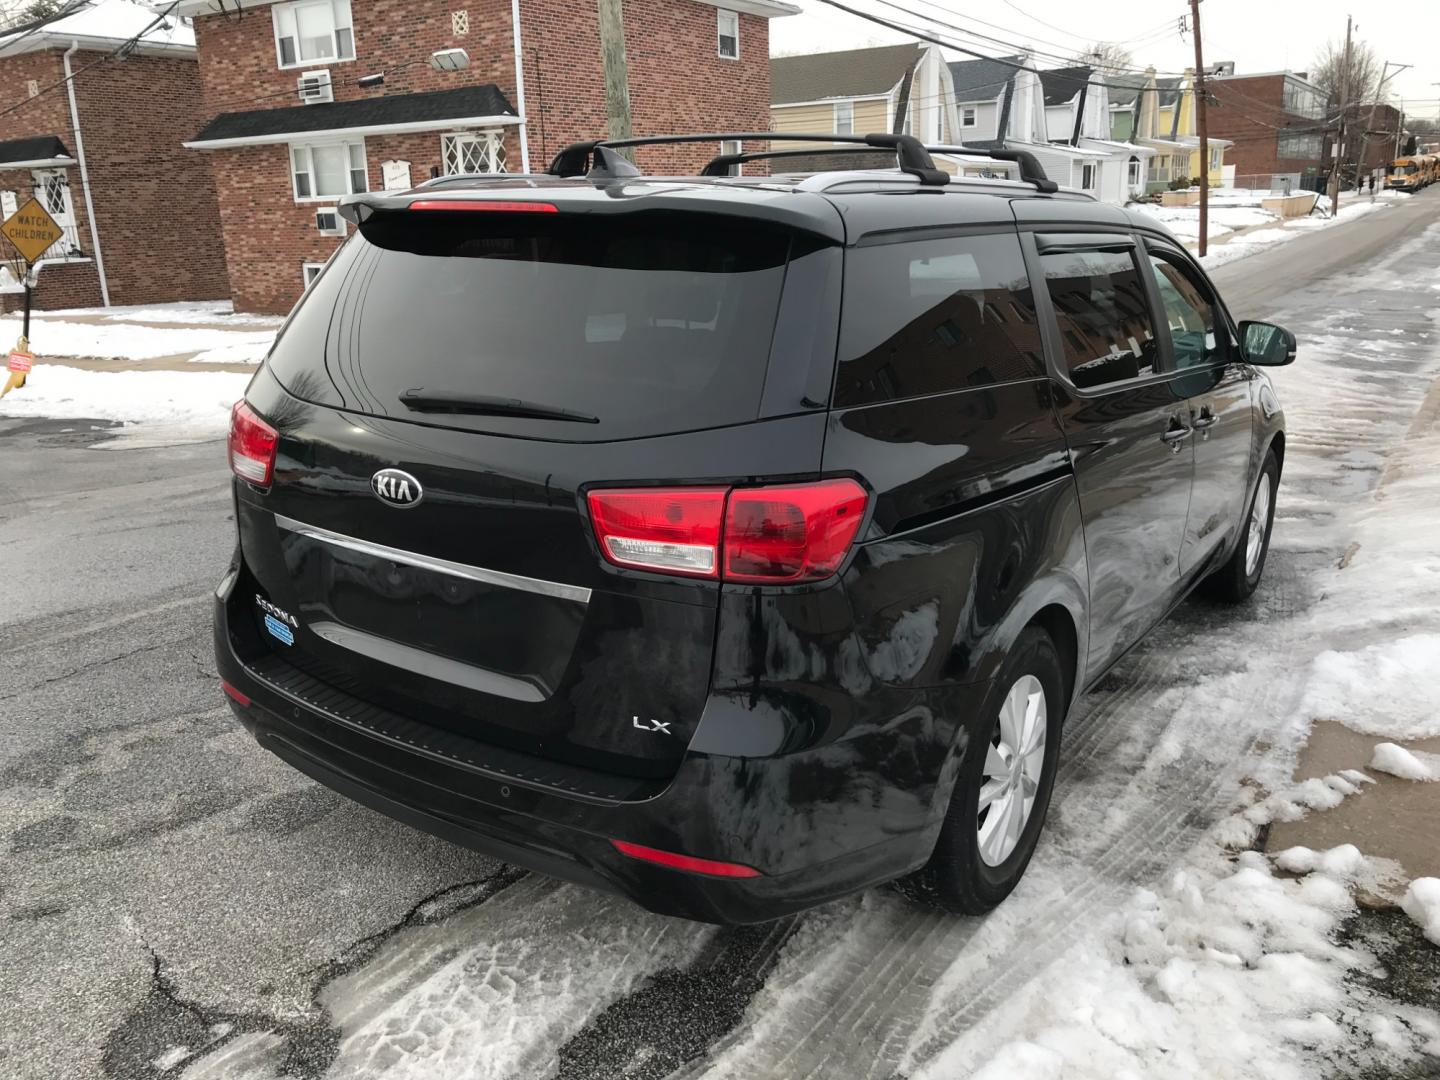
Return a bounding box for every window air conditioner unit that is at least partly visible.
[315,208,345,235]
[297,69,333,105]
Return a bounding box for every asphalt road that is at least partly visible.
[2,187,1437,1080]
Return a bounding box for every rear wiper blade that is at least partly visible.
[398,389,599,424]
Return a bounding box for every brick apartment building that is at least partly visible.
[0,0,228,310]
[1326,102,1405,186]
[1207,69,1330,187]
[169,0,798,314]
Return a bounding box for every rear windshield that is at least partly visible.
[266,210,801,440]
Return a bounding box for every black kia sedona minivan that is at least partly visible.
[216,133,1294,924]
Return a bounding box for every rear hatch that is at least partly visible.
[234,191,840,780]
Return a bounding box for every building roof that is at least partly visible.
[188,84,518,148]
[1156,76,1186,108]
[947,55,1023,102]
[0,135,74,167]
[1106,74,1148,108]
[772,43,922,105]
[0,0,194,57]
[1040,66,1092,107]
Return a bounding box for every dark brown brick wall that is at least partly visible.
[0,47,228,309]
[73,55,230,305]
[1208,75,1326,178]
[193,0,773,313]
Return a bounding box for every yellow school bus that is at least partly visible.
[1386,154,1439,191]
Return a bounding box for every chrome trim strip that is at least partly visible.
[308,621,547,703]
[273,514,592,605]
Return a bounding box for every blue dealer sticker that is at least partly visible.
[263,613,295,646]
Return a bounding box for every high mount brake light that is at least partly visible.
[587,478,868,585]
[610,839,762,878]
[228,401,278,487]
[407,200,559,213]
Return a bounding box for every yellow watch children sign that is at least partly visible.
[1,197,64,265]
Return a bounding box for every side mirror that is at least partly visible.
[1238,320,1297,366]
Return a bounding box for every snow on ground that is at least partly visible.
[1197,200,1395,270]
[1404,880,1440,946]
[1369,743,1440,782]
[0,365,249,429]
[1298,636,1440,740]
[0,315,276,364]
[1131,204,1278,242]
[919,850,1439,1080]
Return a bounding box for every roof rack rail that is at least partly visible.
[700,145,894,176]
[926,145,1059,194]
[547,132,951,187]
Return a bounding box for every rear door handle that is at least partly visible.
[1192,411,1218,429]
[1161,422,1192,451]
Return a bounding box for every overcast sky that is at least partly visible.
[770,0,1440,112]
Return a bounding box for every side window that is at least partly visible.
[1038,247,1157,390]
[1146,251,1226,370]
[835,232,1045,407]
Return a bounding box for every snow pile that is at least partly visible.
[1368,743,1440,782]
[1211,772,1373,852]
[0,316,275,363]
[1273,844,1365,876]
[1298,636,1440,740]
[1403,879,1440,946]
[918,853,1440,1080]
[0,365,249,428]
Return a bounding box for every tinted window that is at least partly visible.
[266,211,799,440]
[1039,249,1157,390]
[1147,252,1225,370]
[835,233,1043,407]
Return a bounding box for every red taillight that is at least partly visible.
[228,401,278,487]
[724,479,869,584]
[221,680,251,707]
[610,839,762,878]
[408,199,559,213]
[587,478,868,584]
[587,487,728,579]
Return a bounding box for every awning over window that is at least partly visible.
[0,135,75,168]
[187,85,519,149]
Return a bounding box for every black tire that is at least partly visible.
[1202,449,1279,603]
[898,625,1065,915]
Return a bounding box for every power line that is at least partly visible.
[0,1,180,123]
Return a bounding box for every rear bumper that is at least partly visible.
[215,585,988,924]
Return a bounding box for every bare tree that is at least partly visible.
[1076,42,1133,76]
[1310,38,1383,104]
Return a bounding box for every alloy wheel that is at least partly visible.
[1246,471,1272,577]
[977,674,1047,867]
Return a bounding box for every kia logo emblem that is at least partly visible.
[371,468,423,508]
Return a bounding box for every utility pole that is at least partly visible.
[1329,15,1353,216]
[596,0,635,161]
[1189,0,1209,256]
[1360,62,1410,192]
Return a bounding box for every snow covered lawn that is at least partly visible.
[1132,203,1280,242]
[1198,200,1395,270]
[0,365,249,429]
[52,300,284,328]
[0,301,280,364]
[1130,197,1395,270]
